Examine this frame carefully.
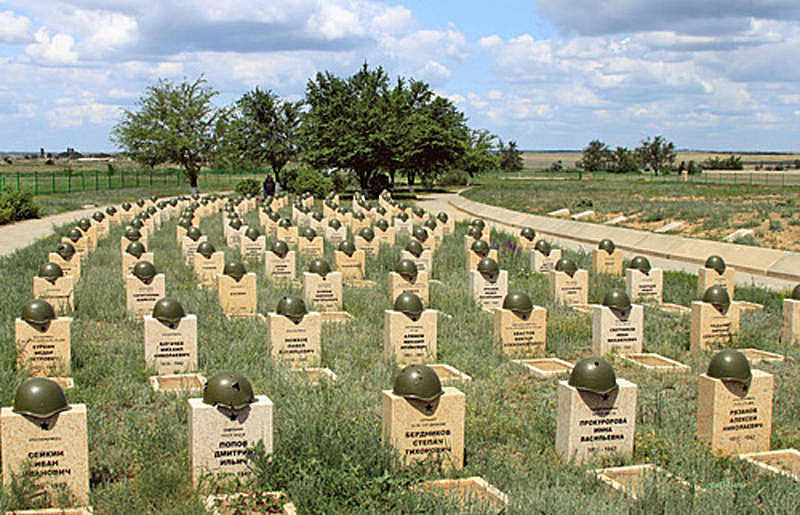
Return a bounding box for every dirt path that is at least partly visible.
[0,206,102,258]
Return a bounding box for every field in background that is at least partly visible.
[521,151,800,171]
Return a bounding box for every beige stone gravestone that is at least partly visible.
[181,235,208,267]
[592,305,644,356]
[122,251,154,278]
[592,249,623,276]
[194,252,225,288]
[394,218,412,237]
[120,234,147,255]
[466,249,498,272]
[624,267,663,304]
[297,236,324,258]
[267,312,322,369]
[217,273,258,318]
[549,270,589,306]
[531,248,562,273]
[334,250,366,281]
[144,315,198,375]
[494,307,547,358]
[48,252,81,282]
[401,250,433,275]
[325,225,347,246]
[384,309,438,365]
[64,237,88,259]
[240,235,266,260]
[782,298,800,344]
[79,226,97,251]
[276,226,298,247]
[375,226,396,246]
[33,276,74,313]
[468,270,509,312]
[697,267,735,299]
[303,272,343,312]
[690,302,740,351]
[226,226,243,248]
[15,317,71,377]
[265,251,296,283]
[388,271,430,306]
[354,235,379,257]
[126,274,166,318]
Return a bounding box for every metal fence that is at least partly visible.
[0,168,264,195]
[682,170,800,187]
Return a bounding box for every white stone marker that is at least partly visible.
[592,304,644,356]
[468,270,508,312]
[267,312,322,369]
[144,314,198,375]
[384,309,438,365]
[625,268,663,304]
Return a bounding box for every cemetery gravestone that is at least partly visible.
[549,260,588,306]
[592,291,643,356]
[531,242,561,273]
[33,264,74,313]
[697,256,735,299]
[625,267,664,304]
[16,300,71,378]
[303,261,343,312]
[592,240,622,276]
[389,269,430,306]
[494,292,547,358]
[265,247,296,283]
[217,270,258,318]
[690,286,740,351]
[468,259,508,312]
[193,246,225,289]
[384,295,438,365]
[49,244,81,282]
[126,263,166,318]
[782,286,800,344]
[268,297,322,369]
[144,299,197,375]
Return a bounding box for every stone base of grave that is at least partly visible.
[589,464,700,500]
[300,367,337,385]
[349,279,377,288]
[428,363,472,385]
[737,301,764,313]
[430,279,442,285]
[419,477,508,513]
[570,304,594,314]
[657,303,691,316]
[737,348,784,365]
[320,311,353,323]
[149,373,207,394]
[204,492,296,515]
[513,358,574,378]
[739,449,800,481]
[6,508,94,514]
[46,377,75,390]
[621,353,690,372]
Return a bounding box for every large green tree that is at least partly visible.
[460,129,498,184]
[111,76,222,193]
[498,140,524,173]
[636,135,676,175]
[581,139,610,173]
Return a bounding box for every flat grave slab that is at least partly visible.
[622,353,690,372]
[513,358,574,378]
[149,373,206,394]
[739,449,800,481]
[428,363,472,385]
[419,477,508,513]
[737,348,784,365]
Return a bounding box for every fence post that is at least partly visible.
[34,171,38,194]
[107,170,112,189]
[149,169,153,186]
[16,171,20,190]
[95,170,99,191]
[67,170,71,193]
[51,171,55,193]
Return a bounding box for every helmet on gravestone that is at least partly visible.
[477,257,500,282]
[196,241,215,259]
[555,257,578,277]
[466,225,483,240]
[67,227,83,242]
[92,211,105,223]
[122,202,133,211]
[137,211,150,220]
[353,211,365,220]
[130,218,144,230]
[337,206,349,215]
[328,219,342,230]
[359,227,375,242]
[792,284,800,301]
[707,349,752,387]
[244,226,261,241]
[312,211,324,222]
[302,227,317,241]
[629,255,651,275]
[228,218,242,230]
[136,199,145,207]
[202,372,256,410]
[397,212,409,222]
[186,226,202,242]
[170,198,178,206]
[437,212,448,223]
[157,201,167,209]
[534,239,551,256]
[406,240,424,258]
[151,195,158,202]
[393,364,443,402]
[77,218,91,232]
[132,261,157,284]
[569,356,618,395]
[278,218,292,228]
[38,262,63,283]
[394,291,424,318]
[126,241,146,258]
[21,298,56,326]
[521,227,536,241]
[377,206,387,216]
[413,207,425,217]
[395,259,418,282]
[147,206,157,215]
[271,240,289,258]
[599,239,615,254]
[269,211,281,223]
[702,285,730,313]
[424,218,437,231]
[471,219,486,231]
[376,219,389,231]
[503,291,533,315]
[223,261,247,282]
[705,255,726,275]
[602,289,632,314]
[308,258,331,278]
[13,377,69,419]
[105,206,117,216]
[276,295,307,324]
[124,226,142,241]
[471,239,490,257]
[338,240,356,257]
[56,242,75,260]
[412,226,428,243]
[152,297,186,326]
[178,217,193,229]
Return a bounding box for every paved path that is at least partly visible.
[0,206,103,258]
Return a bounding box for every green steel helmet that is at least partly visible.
[377,206,387,216]
[555,257,578,277]
[105,206,117,216]
[151,195,158,202]
[152,297,186,327]
[521,227,536,241]
[477,257,500,281]
[705,255,726,275]
[178,217,193,229]
[393,291,424,318]
[792,284,800,301]
[471,239,490,257]
[196,241,215,259]
[437,212,448,223]
[137,210,150,220]
[424,218,437,231]
[599,239,615,254]
[67,227,82,242]
[302,227,317,241]
[244,226,261,241]
[224,261,247,281]
[406,240,424,257]
[13,378,69,419]
[359,227,375,242]
[412,225,428,242]
[338,240,356,257]
[329,219,342,230]
[312,211,324,222]
[629,255,651,275]
[269,211,281,222]
[702,285,731,312]
[136,199,145,207]
[276,295,307,324]
[202,372,256,410]
[228,218,242,230]
[308,258,332,278]
[21,299,56,326]
[186,226,202,241]
[393,364,443,402]
[278,218,292,228]
[707,349,752,387]
[395,259,418,282]
[157,200,168,209]
[503,291,533,315]
[132,261,157,284]
[376,219,389,231]
[125,241,146,258]
[534,239,551,256]
[170,198,178,206]
[603,289,632,313]
[56,242,75,260]
[92,211,105,223]
[271,240,289,258]
[325,200,337,209]
[77,218,91,232]
[121,202,132,211]
[569,356,618,395]
[397,212,409,222]
[124,226,141,241]
[130,218,144,230]
[147,206,157,215]
[413,207,425,217]
[466,225,483,240]
[353,211,366,220]
[337,206,349,215]
[471,218,486,231]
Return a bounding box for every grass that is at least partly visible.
[0,199,798,512]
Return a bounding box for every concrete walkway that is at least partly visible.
[0,206,103,258]
[415,190,800,292]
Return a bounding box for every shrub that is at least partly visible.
[235,178,261,197]
[331,171,356,193]
[437,169,468,187]
[0,190,40,224]
[45,159,54,166]
[288,168,333,198]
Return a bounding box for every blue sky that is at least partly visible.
[0,0,799,152]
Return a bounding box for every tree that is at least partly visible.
[581,139,610,173]
[609,146,640,173]
[636,136,676,175]
[460,129,498,184]
[111,76,222,193]
[498,140,523,173]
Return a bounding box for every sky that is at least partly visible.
[0,0,799,152]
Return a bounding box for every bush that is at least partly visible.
[0,190,39,224]
[331,171,356,193]
[287,168,333,198]
[437,169,468,187]
[235,178,262,197]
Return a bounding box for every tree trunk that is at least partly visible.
[186,164,199,194]
[408,170,416,193]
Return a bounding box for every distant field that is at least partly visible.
[522,151,800,171]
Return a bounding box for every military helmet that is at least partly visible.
[92,211,105,223]
[397,212,409,222]
[603,289,632,313]
[411,226,428,243]
[137,210,150,220]
[413,207,425,217]
[393,365,443,402]
[702,285,730,312]
[147,206,157,215]
[424,218,437,231]
[705,255,726,275]
[376,219,389,231]
[152,297,186,327]
[477,257,500,281]
[78,218,91,232]
[521,227,535,241]
[569,356,618,395]
[228,218,242,230]
[125,226,142,241]
[105,206,117,216]
[406,240,424,257]
[196,241,215,259]
[67,227,82,242]
[629,255,651,275]
[328,219,342,230]
[555,257,578,277]
[13,378,69,419]
[337,206,349,215]
[244,226,261,241]
[276,295,307,324]
[186,226,202,241]
[121,201,132,211]
[359,227,375,242]
[271,240,289,258]
[170,198,178,206]
[395,259,418,282]
[136,199,145,207]
[269,211,281,222]
[707,349,752,387]
[224,261,247,281]
[599,239,615,254]
[21,299,56,326]
[534,239,551,256]
[353,211,365,220]
[471,239,490,257]
[302,227,317,241]
[471,219,486,231]
[132,261,157,283]
[308,258,331,278]
[177,217,193,229]
[202,372,256,410]
[312,211,324,222]
[393,292,424,318]
[56,242,75,260]
[338,240,356,257]
[125,241,146,258]
[792,284,800,301]
[377,206,387,216]
[503,291,533,315]
[437,212,448,223]
[466,225,483,239]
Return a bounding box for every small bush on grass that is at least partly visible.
[235,178,261,197]
[0,190,39,224]
[287,168,334,198]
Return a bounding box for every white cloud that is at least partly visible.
[25,29,79,65]
[71,9,138,57]
[0,10,34,44]
[46,101,120,128]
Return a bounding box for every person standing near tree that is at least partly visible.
[263,174,275,197]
